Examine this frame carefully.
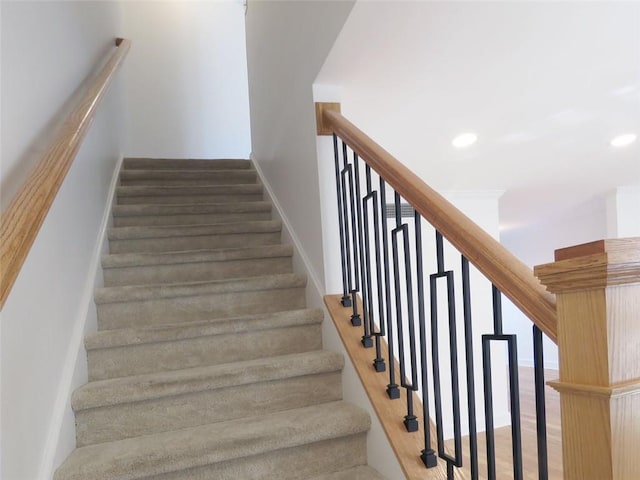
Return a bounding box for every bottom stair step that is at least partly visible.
[54,401,371,480]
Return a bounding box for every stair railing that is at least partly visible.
[318,103,557,479]
[318,103,640,480]
[0,38,131,310]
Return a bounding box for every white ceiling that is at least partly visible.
[316,1,640,232]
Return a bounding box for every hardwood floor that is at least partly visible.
[444,367,563,479]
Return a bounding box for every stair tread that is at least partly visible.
[94,273,306,304]
[86,308,323,350]
[123,158,252,170]
[112,201,271,217]
[54,401,370,480]
[116,183,263,197]
[107,220,281,240]
[102,244,293,269]
[73,350,342,411]
[308,466,388,480]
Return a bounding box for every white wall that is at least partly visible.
[607,186,640,237]
[245,0,355,290]
[0,2,125,478]
[121,0,251,159]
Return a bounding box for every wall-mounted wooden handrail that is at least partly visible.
[323,108,558,342]
[0,38,131,310]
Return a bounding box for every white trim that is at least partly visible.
[39,155,123,480]
[249,154,325,298]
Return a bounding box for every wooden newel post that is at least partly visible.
[535,238,640,480]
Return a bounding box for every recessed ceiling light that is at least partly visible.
[610,133,637,148]
[452,132,478,149]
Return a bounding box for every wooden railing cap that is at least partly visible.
[535,237,640,293]
[553,237,640,261]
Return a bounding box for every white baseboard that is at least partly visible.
[39,155,123,479]
[249,155,325,302]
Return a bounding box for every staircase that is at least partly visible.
[55,158,386,480]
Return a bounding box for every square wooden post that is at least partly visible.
[315,102,340,136]
[535,238,640,479]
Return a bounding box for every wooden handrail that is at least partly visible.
[323,109,558,342]
[0,38,131,310]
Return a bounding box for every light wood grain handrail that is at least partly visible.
[323,109,558,342]
[0,38,131,310]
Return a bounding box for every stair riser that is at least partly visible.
[104,257,293,286]
[123,159,252,170]
[117,193,263,205]
[109,232,281,254]
[88,324,322,380]
[97,287,306,330]
[113,211,271,227]
[119,174,257,187]
[76,372,341,446]
[138,434,367,480]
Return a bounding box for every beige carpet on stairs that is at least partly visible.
[54,158,388,480]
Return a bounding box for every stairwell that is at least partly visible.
[54,158,387,480]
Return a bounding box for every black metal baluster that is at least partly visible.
[430,234,444,459]
[332,134,351,307]
[483,287,523,480]
[352,153,372,348]
[391,192,418,432]
[492,285,503,335]
[416,213,437,468]
[533,325,549,480]
[482,335,497,480]
[430,231,463,475]
[340,142,361,326]
[508,335,524,480]
[461,256,479,480]
[362,165,385,371]
[339,167,354,310]
[380,179,400,399]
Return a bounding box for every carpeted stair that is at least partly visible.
[54,158,387,480]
